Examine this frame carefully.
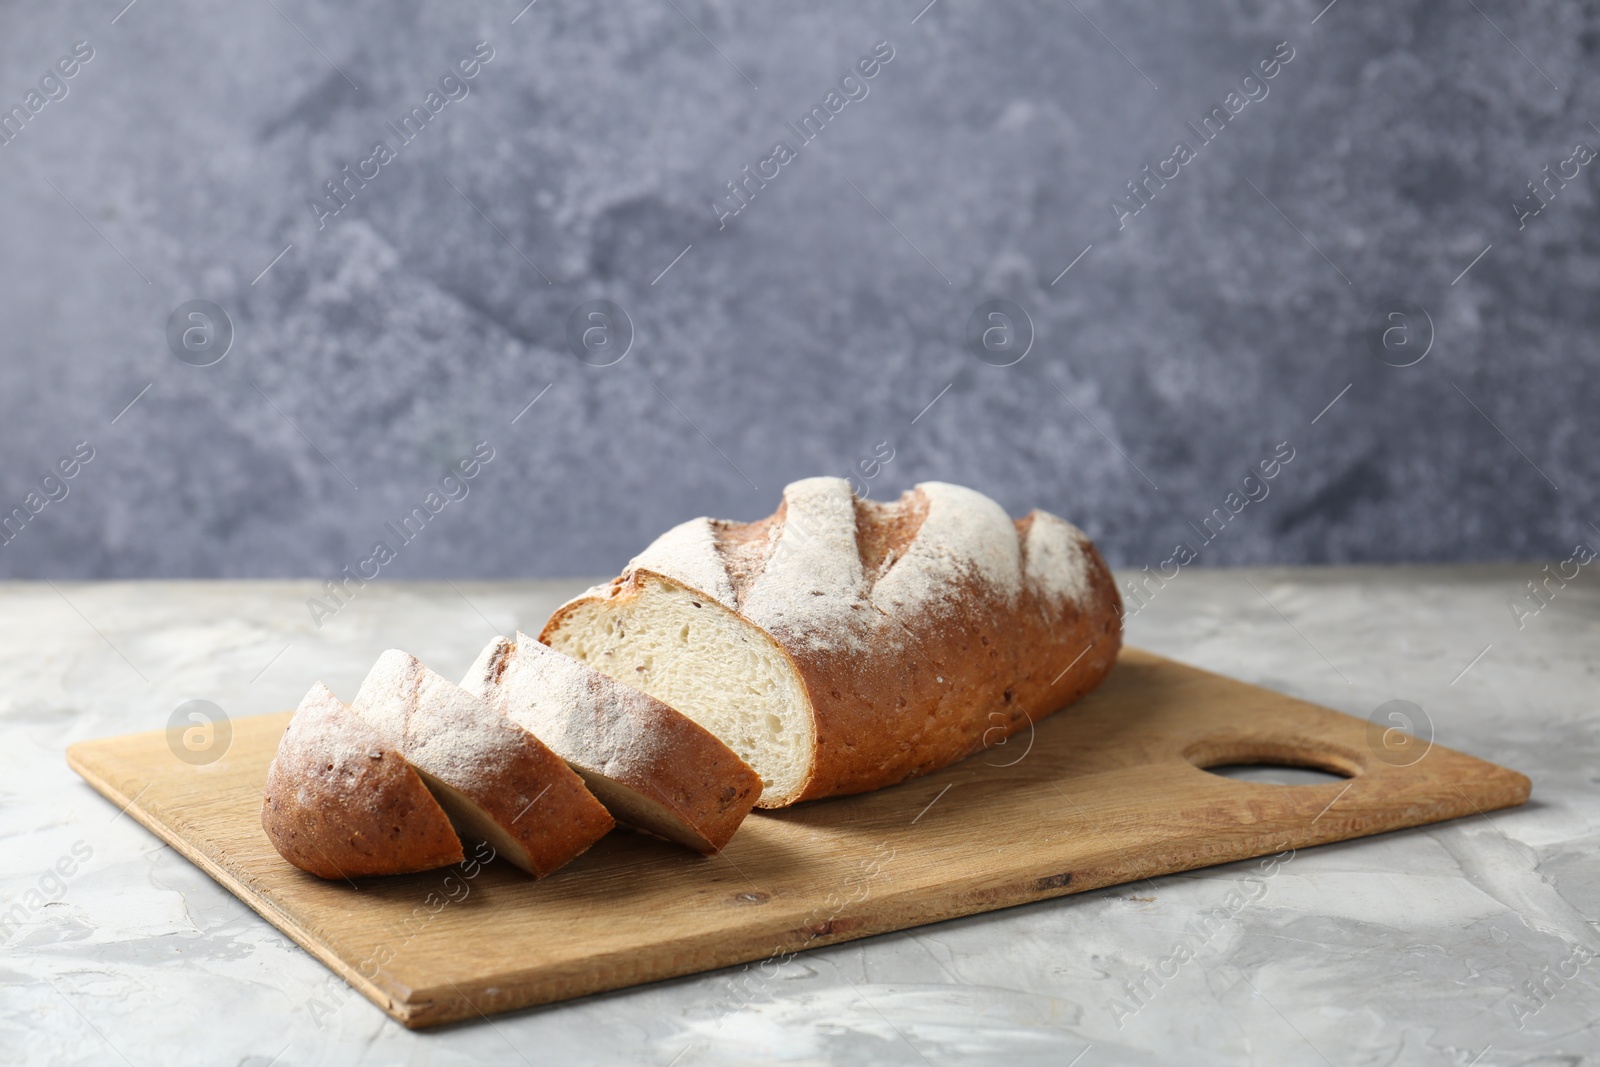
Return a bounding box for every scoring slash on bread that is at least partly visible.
[541,476,1122,807]
[261,682,464,879]
[463,634,761,854]
[348,650,615,877]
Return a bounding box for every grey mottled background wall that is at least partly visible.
[0,0,1596,580]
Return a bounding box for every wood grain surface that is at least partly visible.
[66,648,1530,1028]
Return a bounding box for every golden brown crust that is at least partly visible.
[465,636,761,853]
[709,513,779,611]
[609,711,761,851]
[351,651,615,878]
[853,489,930,579]
[261,683,464,879]
[793,502,1121,802]
[542,479,1123,806]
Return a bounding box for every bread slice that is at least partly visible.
[261,682,464,879]
[463,634,761,853]
[350,650,614,877]
[541,477,1122,807]
[544,572,814,805]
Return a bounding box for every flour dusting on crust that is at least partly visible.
[467,635,671,776]
[261,680,464,878]
[285,681,387,770]
[467,634,761,848]
[627,517,738,609]
[870,481,1023,624]
[353,650,543,793]
[740,477,874,654]
[611,477,1090,652]
[1022,511,1093,607]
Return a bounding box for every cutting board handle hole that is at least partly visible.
[1184,737,1362,786]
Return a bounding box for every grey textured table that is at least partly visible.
[5,567,1597,1066]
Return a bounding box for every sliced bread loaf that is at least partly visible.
[261,682,464,879]
[463,634,761,853]
[541,477,1122,806]
[351,650,614,877]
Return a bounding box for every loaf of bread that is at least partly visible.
[350,650,615,877]
[540,477,1122,806]
[261,682,464,879]
[463,635,762,853]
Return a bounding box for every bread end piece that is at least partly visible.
[261,682,464,880]
[464,635,762,852]
[352,650,614,877]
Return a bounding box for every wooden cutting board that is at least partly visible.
[66,648,1529,1028]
